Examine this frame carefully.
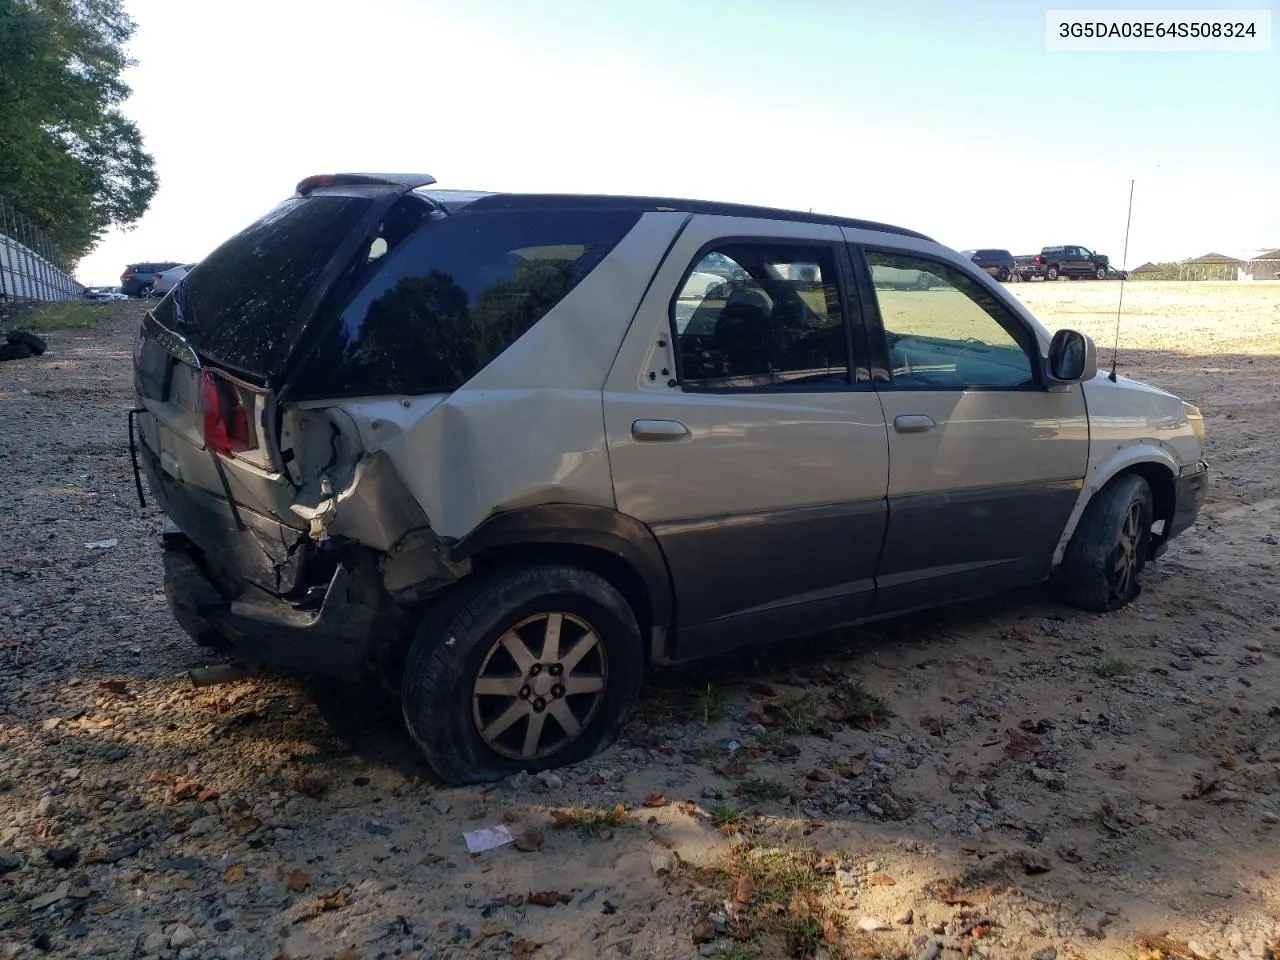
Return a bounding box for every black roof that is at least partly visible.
[451,191,933,242]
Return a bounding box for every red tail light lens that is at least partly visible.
[201,370,253,456]
[122,273,135,281]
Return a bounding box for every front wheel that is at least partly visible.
[401,565,644,785]
[137,284,154,298]
[1055,473,1154,612]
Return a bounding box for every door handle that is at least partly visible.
[631,419,690,442]
[893,414,936,434]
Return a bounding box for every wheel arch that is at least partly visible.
[448,504,676,664]
[1052,447,1178,565]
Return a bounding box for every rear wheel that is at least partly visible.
[1096,265,1108,280]
[1046,266,1060,281]
[997,267,1010,282]
[1056,473,1154,612]
[401,565,644,785]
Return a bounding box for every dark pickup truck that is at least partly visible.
[1013,245,1111,281]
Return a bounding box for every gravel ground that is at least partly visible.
[2,285,1279,960]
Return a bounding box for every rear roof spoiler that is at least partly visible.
[295,172,437,195]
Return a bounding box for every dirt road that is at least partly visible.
[1,282,1278,960]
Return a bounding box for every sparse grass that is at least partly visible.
[711,802,746,831]
[722,843,843,959]
[570,804,629,837]
[1093,657,1136,680]
[835,681,889,727]
[775,691,823,735]
[12,300,102,331]
[739,777,787,803]
[695,683,731,724]
[712,944,761,960]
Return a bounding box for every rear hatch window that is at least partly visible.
[149,195,376,379]
[289,207,641,399]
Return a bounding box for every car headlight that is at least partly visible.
[1183,401,1205,447]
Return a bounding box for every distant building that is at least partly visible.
[1179,253,1240,281]
[1239,249,1280,281]
[1129,261,1161,279]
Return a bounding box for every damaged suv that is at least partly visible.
[131,172,1209,784]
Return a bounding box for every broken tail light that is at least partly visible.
[201,369,258,456]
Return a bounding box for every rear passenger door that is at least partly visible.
[604,216,890,660]
[846,241,1089,614]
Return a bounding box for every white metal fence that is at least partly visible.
[0,197,83,303]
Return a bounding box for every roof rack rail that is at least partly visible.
[295,173,437,195]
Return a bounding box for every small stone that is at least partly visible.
[1262,811,1279,825]
[142,932,169,954]
[0,849,21,873]
[186,815,219,837]
[432,799,451,815]
[857,917,891,932]
[691,918,715,943]
[895,908,914,925]
[45,846,79,869]
[1032,949,1057,960]
[701,786,722,801]
[750,724,767,739]
[872,747,893,761]
[650,854,674,876]
[67,921,89,939]
[1171,659,1193,672]
[1187,942,1211,959]
[918,944,943,960]
[1019,909,1045,936]
[1030,767,1065,791]
[29,882,70,911]
[864,802,885,818]
[865,861,881,872]
[36,795,57,817]
[832,801,853,815]
[536,771,564,790]
[170,923,197,948]
[1078,907,1111,938]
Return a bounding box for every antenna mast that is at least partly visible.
[1109,179,1135,382]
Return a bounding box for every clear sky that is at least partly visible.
[77,0,1278,285]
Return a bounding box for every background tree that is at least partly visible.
[0,0,158,264]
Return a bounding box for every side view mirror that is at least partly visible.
[1046,329,1097,384]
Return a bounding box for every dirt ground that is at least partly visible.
[1,281,1279,960]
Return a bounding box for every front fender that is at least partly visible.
[1052,443,1180,565]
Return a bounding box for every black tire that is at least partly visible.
[401,565,644,785]
[137,284,153,298]
[997,267,1010,282]
[1095,266,1107,280]
[1046,266,1060,281]
[0,342,35,362]
[1056,473,1154,612]
[6,330,47,355]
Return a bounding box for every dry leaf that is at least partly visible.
[317,890,346,911]
[822,916,842,943]
[549,810,575,829]
[1182,776,1220,800]
[83,850,105,866]
[147,772,169,785]
[98,679,129,696]
[229,813,262,837]
[172,780,199,801]
[514,831,544,853]
[868,872,896,886]
[642,793,668,808]
[1003,728,1044,762]
[197,787,220,803]
[336,948,358,960]
[96,718,116,729]
[287,869,312,892]
[734,875,756,904]
[223,864,246,883]
[511,938,537,959]
[527,890,563,907]
[1219,755,1236,770]
[291,774,328,798]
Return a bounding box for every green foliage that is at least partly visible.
[0,0,158,263]
[1092,657,1136,680]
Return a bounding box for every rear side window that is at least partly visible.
[672,242,849,391]
[152,195,375,377]
[292,208,640,398]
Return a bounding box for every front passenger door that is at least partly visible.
[850,246,1090,615]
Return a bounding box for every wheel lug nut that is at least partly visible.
[529,664,542,676]
[549,663,563,676]
[551,684,565,699]
[519,686,531,700]
[533,698,546,712]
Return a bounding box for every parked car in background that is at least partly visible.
[962,249,1016,282]
[153,263,196,296]
[120,262,182,298]
[1014,246,1110,282]
[83,286,130,301]
[132,172,1208,785]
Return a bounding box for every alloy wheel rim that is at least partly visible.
[1112,501,1144,597]
[472,612,608,760]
